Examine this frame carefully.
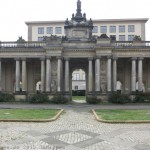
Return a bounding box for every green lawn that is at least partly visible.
[72,96,86,100]
[0,109,60,120]
[95,109,150,121]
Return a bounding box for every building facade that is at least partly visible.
[0,0,150,101]
[26,19,148,42]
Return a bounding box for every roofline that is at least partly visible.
[25,18,149,25]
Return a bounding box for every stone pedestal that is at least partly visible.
[14,94,27,101]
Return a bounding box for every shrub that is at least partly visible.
[133,93,150,103]
[0,93,15,102]
[51,95,68,104]
[86,96,100,104]
[29,94,49,103]
[109,93,130,104]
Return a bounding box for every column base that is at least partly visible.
[14,94,27,101]
[95,91,102,95]
[131,91,137,95]
[96,93,109,102]
[107,91,113,94]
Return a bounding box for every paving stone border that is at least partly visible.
[92,109,150,124]
[0,109,64,122]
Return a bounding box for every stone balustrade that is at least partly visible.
[0,41,45,48]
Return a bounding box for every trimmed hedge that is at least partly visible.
[109,93,130,104]
[133,93,150,103]
[0,93,14,102]
[86,96,100,104]
[29,94,49,103]
[51,95,68,104]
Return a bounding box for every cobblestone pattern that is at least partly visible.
[0,106,150,150]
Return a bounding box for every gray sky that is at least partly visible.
[0,0,149,41]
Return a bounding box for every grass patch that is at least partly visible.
[95,109,150,121]
[0,109,60,120]
[72,96,86,100]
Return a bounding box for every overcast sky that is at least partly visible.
[0,0,149,41]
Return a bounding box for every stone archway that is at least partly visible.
[71,68,86,103]
[69,58,88,102]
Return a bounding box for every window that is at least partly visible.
[76,74,80,80]
[55,27,62,34]
[38,37,44,41]
[110,35,116,41]
[128,35,134,41]
[128,25,135,32]
[92,26,98,33]
[72,73,80,80]
[119,35,125,41]
[75,86,78,90]
[100,26,107,33]
[47,27,53,34]
[38,27,44,34]
[110,26,116,33]
[119,25,125,33]
[82,74,85,80]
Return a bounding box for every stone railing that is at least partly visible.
[115,41,150,47]
[0,41,45,48]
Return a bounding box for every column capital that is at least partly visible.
[40,57,45,61]
[88,57,93,61]
[56,56,62,60]
[95,56,101,59]
[64,57,70,61]
[107,55,112,59]
[112,56,118,60]
[138,57,144,60]
[131,57,137,61]
[21,58,27,61]
[14,58,20,61]
[46,56,51,59]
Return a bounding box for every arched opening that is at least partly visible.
[36,81,41,94]
[116,81,122,94]
[136,81,145,92]
[19,81,22,92]
[13,81,22,93]
[72,69,86,103]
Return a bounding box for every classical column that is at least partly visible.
[57,57,62,92]
[41,58,45,92]
[107,56,112,92]
[138,57,144,92]
[0,59,2,92]
[88,58,93,92]
[131,57,137,92]
[22,58,27,92]
[113,57,118,91]
[65,58,70,92]
[15,58,20,92]
[46,57,51,92]
[95,57,100,92]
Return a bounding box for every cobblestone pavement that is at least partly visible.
[0,103,150,150]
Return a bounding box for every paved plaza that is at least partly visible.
[0,103,150,150]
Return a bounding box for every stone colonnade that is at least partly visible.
[0,56,144,94]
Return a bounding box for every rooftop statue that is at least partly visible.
[64,0,93,40]
[17,36,26,43]
[76,0,82,18]
[65,0,93,27]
